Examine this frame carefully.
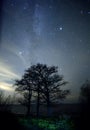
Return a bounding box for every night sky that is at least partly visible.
[0,0,90,102]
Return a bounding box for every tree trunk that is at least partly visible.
[36,92,40,118]
[27,103,30,116]
[47,102,51,117]
[27,89,32,116]
[47,93,51,117]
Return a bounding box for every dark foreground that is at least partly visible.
[0,109,89,130]
[0,110,25,130]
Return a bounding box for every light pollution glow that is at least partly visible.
[0,82,14,91]
[0,62,21,91]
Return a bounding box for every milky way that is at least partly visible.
[0,0,90,102]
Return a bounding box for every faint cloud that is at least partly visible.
[0,82,14,91]
[0,63,20,80]
[1,43,28,67]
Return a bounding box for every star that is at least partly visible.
[80,39,82,42]
[49,5,53,9]
[80,10,83,14]
[11,3,14,7]
[59,27,63,31]
[35,4,39,8]
[23,6,27,10]
[19,51,23,55]
[23,2,29,10]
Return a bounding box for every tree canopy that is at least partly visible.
[14,63,70,116]
[80,80,90,103]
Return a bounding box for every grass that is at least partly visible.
[18,115,75,130]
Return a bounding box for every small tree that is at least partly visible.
[80,80,90,113]
[80,80,90,103]
[79,80,90,128]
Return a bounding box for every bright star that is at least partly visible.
[19,51,23,55]
[59,27,63,30]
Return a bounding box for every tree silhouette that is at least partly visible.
[80,80,90,104]
[14,75,33,116]
[24,64,48,117]
[80,80,90,112]
[37,65,70,116]
[79,80,90,129]
[14,63,70,117]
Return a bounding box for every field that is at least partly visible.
[18,115,75,130]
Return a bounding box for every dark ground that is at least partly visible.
[0,103,90,130]
[0,110,25,130]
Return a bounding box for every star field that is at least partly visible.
[0,0,90,102]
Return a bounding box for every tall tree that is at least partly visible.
[24,64,47,117]
[37,65,70,116]
[14,64,44,117]
[14,63,70,117]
